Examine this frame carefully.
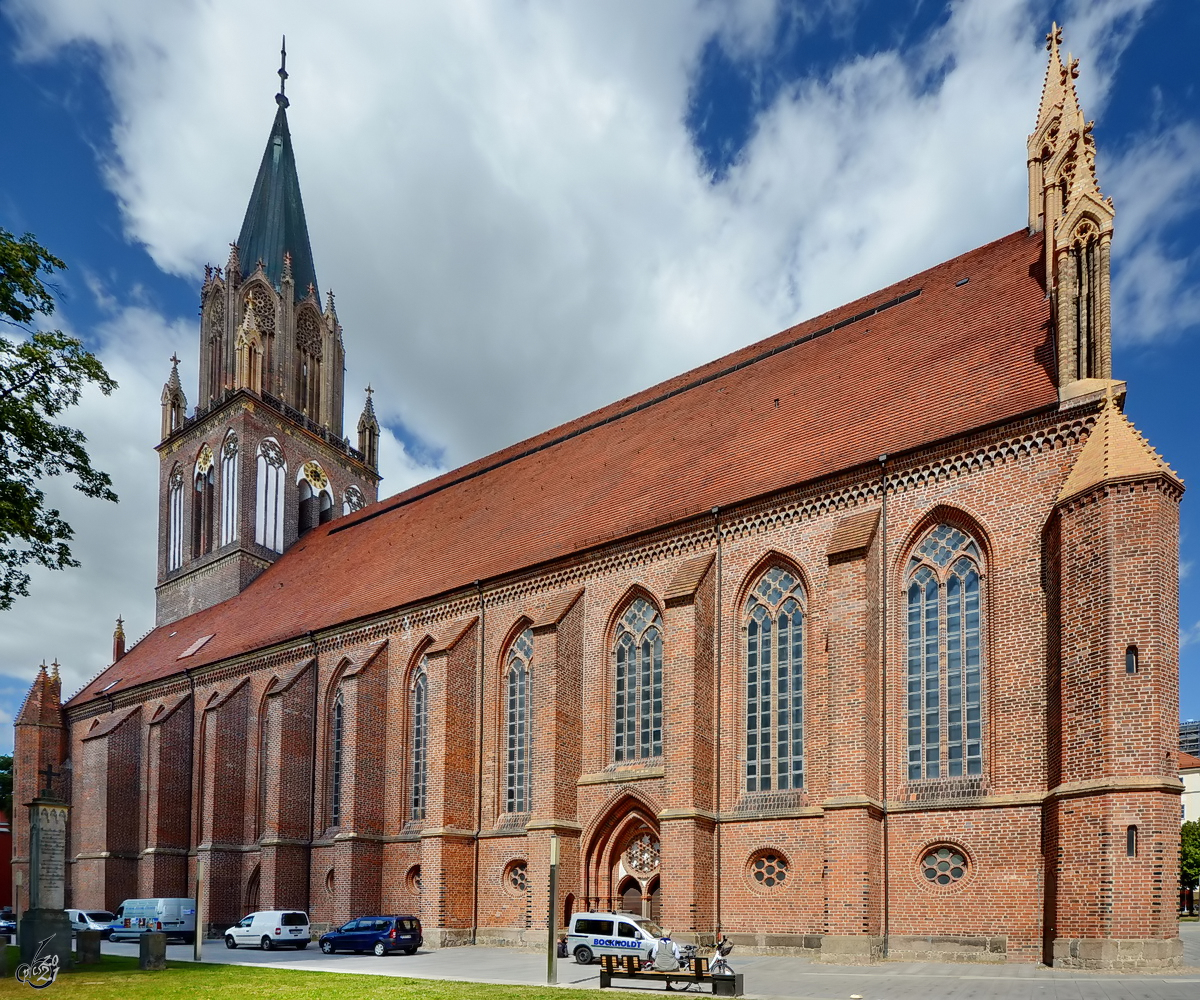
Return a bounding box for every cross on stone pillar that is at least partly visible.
[38,762,61,799]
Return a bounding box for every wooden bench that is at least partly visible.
[599,953,743,996]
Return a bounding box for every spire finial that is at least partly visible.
[276,36,289,109]
[170,353,181,369]
[365,383,373,398]
[1046,22,1062,51]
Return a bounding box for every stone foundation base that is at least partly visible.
[886,935,1006,963]
[19,908,73,972]
[423,926,476,948]
[474,926,553,949]
[1051,937,1182,970]
[818,935,884,962]
[724,932,824,957]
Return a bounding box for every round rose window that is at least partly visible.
[921,846,967,885]
[506,860,528,894]
[751,853,788,887]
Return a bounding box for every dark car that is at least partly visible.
[319,915,422,956]
[0,908,15,938]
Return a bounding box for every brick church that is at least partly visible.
[14,28,1186,967]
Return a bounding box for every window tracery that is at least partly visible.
[167,467,184,571]
[343,485,366,516]
[745,566,805,792]
[906,523,984,781]
[192,445,216,558]
[255,438,286,553]
[613,598,663,761]
[220,434,239,546]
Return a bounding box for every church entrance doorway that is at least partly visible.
[582,796,663,920]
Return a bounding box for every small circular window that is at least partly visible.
[325,868,336,894]
[406,864,423,895]
[505,860,528,895]
[749,852,788,888]
[921,846,967,886]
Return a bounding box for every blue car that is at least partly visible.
[319,915,422,956]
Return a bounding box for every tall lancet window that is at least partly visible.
[167,467,184,571]
[1069,218,1101,381]
[192,445,216,558]
[614,598,663,762]
[329,689,345,828]
[295,309,322,418]
[745,567,806,792]
[410,658,429,821]
[256,705,269,839]
[506,629,533,813]
[255,438,286,553]
[207,294,225,401]
[220,434,239,546]
[906,523,984,781]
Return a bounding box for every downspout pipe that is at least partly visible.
[307,630,319,915]
[472,580,485,943]
[878,455,890,959]
[712,506,722,940]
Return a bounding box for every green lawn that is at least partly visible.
[0,949,594,998]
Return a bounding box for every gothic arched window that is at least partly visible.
[220,434,239,546]
[167,467,184,571]
[255,438,286,552]
[295,308,322,418]
[906,523,984,781]
[192,445,216,558]
[614,598,663,762]
[410,658,429,821]
[297,461,331,537]
[745,566,806,792]
[505,629,533,813]
[330,689,345,827]
[256,703,269,839]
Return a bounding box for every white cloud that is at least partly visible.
[0,0,1168,700]
[1183,620,1200,651]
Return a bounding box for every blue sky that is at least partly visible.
[0,0,1197,754]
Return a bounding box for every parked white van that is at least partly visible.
[567,912,662,964]
[223,910,311,950]
[66,908,115,939]
[109,898,197,943]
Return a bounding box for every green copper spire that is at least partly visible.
[236,38,319,301]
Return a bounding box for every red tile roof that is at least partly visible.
[69,229,1056,706]
[1182,751,1200,771]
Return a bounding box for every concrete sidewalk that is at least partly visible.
[100,922,1200,1000]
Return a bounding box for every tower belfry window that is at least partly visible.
[192,445,216,558]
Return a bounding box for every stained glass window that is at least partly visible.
[411,659,428,820]
[506,629,533,813]
[745,567,805,792]
[330,690,344,827]
[907,524,984,781]
[614,599,663,761]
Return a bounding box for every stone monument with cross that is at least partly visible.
[19,762,73,970]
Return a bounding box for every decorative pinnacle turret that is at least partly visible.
[363,383,376,419]
[276,36,289,109]
[282,250,294,284]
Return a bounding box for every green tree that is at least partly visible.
[0,754,11,818]
[1183,820,1200,892]
[0,228,118,610]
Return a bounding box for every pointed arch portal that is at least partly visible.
[581,795,662,918]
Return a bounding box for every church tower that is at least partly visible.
[155,44,381,626]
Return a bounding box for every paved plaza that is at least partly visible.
[99,922,1200,1000]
